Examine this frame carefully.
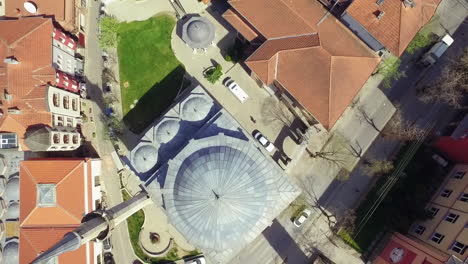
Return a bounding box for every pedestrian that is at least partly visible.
[250,116,257,123]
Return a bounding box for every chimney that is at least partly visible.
[4,57,20,64]
[8,108,21,114]
[376,0,385,6]
[403,0,416,8]
[377,11,385,20]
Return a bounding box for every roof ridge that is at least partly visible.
[20,207,39,227]
[10,18,51,47]
[328,55,333,128]
[55,203,83,223]
[398,2,404,55]
[56,160,84,186]
[268,32,318,41]
[279,0,318,31]
[20,226,42,254]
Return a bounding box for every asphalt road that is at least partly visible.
[84,1,137,263]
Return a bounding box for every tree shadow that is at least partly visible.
[262,219,312,263]
[122,66,187,138]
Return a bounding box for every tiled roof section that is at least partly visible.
[228,0,316,38]
[5,0,76,31]
[346,0,442,55]
[19,159,87,226]
[19,228,88,264]
[0,17,55,150]
[222,9,259,42]
[245,10,380,129]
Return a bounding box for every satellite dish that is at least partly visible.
[23,1,38,14]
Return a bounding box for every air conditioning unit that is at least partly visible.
[403,0,416,8]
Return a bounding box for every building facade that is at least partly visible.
[0,17,83,151]
[409,164,468,261]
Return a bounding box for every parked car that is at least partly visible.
[293,208,312,227]
[185,255,206,264]
[419,34,454,66]
[432,153,449,167]
[104,82,112,93]
[103,237,112,253]
[252,130,275,152]
[223,77,249,103]
[103,253,115,264]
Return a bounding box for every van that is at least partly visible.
[419,34,454,66]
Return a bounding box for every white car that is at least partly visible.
[223,78,249,103]
[293,208,312,227]
[185,256,206,264]
[253,130,275,152]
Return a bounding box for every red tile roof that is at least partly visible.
[346,0,442,56]
[5,0,76,31]
[233,0,380,129]
[434,137,468,164]
[19,159,95,264]
[222,9,260,42]
[0,17,55,150]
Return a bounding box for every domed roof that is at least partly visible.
[181,16,215,49]
[6,202,19,220]
[154,119,180,143]
[181,96,212,122]
[132,144,158,174]
[5,177,19,202]
[163,135,300,256]
[3,239,19,264]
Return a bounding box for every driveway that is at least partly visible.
[103,0,174,22]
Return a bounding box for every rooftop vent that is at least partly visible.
[4,91,12,101]
[377,10,385,20]
[376,0,385,6]
[3,57,19,64]
[403,0,416,8]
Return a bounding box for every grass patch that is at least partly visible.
[118,15,185,133]
[343,145,448,252]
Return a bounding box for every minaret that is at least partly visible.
[31,190,152,263]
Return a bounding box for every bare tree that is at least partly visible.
[261,97,295,128]
[347,140,363,158]
[363,159,394,175]
[356,105,382,133]
[382,110,426,141]
[417,48,468,108]
[307,134,351,168]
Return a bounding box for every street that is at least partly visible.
[84,0,136,263]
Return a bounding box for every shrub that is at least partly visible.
[406,31,432,54]
[205,64,223,84]
[377,56,405,89]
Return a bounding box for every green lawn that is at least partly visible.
[341,145,448,252]
[118,15,186,133]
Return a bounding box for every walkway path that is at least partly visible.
[103,0,174,22]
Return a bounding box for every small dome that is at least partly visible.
[6,202,19,220]
[181,16,215,49]
[132,145,158,173]
[187,20,210,43]
[3,239,19,264]
[0,176,6,196]
[181,96,212,122]
[5,177,19,202]
[154,119,180,143]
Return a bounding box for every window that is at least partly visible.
[414,225,426,235]
[441,189,453,198]
[430,233,445,244]
[454,171,465,179]
[451,241,467,255]
[445,213,459,223]
[460,193,468,202]
[429,207,440,217]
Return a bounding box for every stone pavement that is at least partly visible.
[171,8,303,165]
[103,0,174,22]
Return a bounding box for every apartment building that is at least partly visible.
[0,17,83,151]
[409,164,468,261]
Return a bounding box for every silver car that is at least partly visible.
[293,208,312,227]
[185,255,206,264]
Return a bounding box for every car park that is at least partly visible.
[185,255,207,264]
[252,130,275,152]
[293,208,312,227]
[223,77,249,103]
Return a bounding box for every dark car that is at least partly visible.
[104,253,115,264]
